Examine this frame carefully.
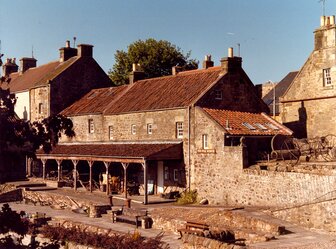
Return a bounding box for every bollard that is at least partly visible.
[125,198,131,208]
[108,195,113,206]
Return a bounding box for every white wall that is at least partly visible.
[15,91,30,120]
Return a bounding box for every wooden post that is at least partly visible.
[121,163,129,199]
[103,162,110,196]
[72,160,79,191]
[142,161,148,205]
[88,161,93,193]
[40,159,47,180]
[56,159,62,182]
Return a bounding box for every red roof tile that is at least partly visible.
[36,143,183,160]
[62,67,222,115]
[203,108,292,136]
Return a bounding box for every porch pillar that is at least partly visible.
[121,163,129,199]
[56,159,62,182]
[40,158,47,180]
[26,157,32,177]
[103,162,110,196]
[88,161,93,193]
[71,160,79,191]
[142,161,148,205]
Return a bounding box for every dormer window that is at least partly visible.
[323,68,332,86]
[215,90,223,100]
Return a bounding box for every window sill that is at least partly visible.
[323,85,334,90]
[197,149,216,154]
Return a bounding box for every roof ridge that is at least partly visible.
[203,107,259,115]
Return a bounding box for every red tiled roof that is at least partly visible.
[7,57,77,92]
[36,143,183,161]
[203,108,292,136]
[62,67,222,115]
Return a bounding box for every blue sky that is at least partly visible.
[1,0,335,84]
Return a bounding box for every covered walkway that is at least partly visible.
[33,142,183,205]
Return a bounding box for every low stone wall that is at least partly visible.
[0,189,22,203]
[180,234,245,249]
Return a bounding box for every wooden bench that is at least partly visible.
[112,207,148,228]
[178,221,210,238]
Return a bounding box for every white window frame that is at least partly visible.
[323,68,332,86]
[202,134,209,149]
[88,119,94,134]
[109,125,113,140]
[38,103,43,114]
[176,122,183,138]
[131,124,136,135]
[147,123,152,135]
[215,90,223,100]
[173,169,178,182]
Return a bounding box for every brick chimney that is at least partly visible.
[77,44,93,57]
[59,40,77,62]
[20,57,37,73]
[129,63,145,84]
[2,58,18,76]
[314,15,336,51]
[220,47,242,73]
[172,66,183,75]
[202,55,214,69]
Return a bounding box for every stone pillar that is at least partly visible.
[72,160,79,191]
[121,163,129,199]
[143,161,148,205]
[88,161,93,193]
[56,159,62,182]
[103,162,110,196]
[41,159,47,180]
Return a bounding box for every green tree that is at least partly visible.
[109,38,198,85]
[0,77,75,169]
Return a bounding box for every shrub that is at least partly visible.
[176,190,198,205]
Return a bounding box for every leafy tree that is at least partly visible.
[0,76,75,166]
[109,38,198,85]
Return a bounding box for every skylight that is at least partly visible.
[242,122,256,130]
[266,123,279,130]
[254,123,268,130]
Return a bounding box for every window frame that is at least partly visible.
[109,125,113,140]
[147,123,153,135]
[215,90,223,100]
[88,119,94,134]
[38,103,43,114]
[323,68,332,86]
[202,134,209,149]
[176,122,183,138]
[131,124,136,135]
[173,169,178,182]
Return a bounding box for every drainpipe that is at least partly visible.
[188,106,191,190]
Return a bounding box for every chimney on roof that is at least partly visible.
[220,47,242,73]
[2,58,18,76]
[202,55,214,69]
[172,66,184,75]
[315,16,336,50]
[20,57,37,74]
[129,63,145,84]
[77,44,93,57]
[59,40,77,62]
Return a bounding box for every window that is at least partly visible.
[131,124,136,135]
[242,122,256,130]
[109,125,113,140]
[176,122,183,138]
[164,166,169,180]
[38,103,43,114]
[88,119,94,133]
[215,90,223,100]
[202,134,209,149]
[254,123,268,130]
[147,123,152,134]
[323,68,332,86]
[173,169,178,182]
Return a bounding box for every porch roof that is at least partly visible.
[36,142,183,163]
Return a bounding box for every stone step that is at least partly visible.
[25,186,57,191]
[16,183,47,188]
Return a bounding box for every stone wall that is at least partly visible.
[30,86,50,121]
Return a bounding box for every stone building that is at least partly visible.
[35,48,291,204]
[1,41,112,121]
[281,16,336,138]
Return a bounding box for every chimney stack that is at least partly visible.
[77,44,93,57]
[59,40,77,62]
[202,55,214,69]
[315,16,336,50]
[172,66,183,75]
[129,63,145,84]
[20,57,37,74]
[2,58,18,76]
[220,47,242,73]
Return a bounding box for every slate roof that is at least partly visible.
[36,142,183,161]
[62,66,223,116]
[202,108,292,136]
[263,71,298,115]
[4,57,77,92]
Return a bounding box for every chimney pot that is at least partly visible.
[228,47,234,58]
[202,54,214,69]
[129,63,145,83]
[321,16,326,26]
[330,15,335,25]
[66,40,70,48]
[2,57,18,76]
